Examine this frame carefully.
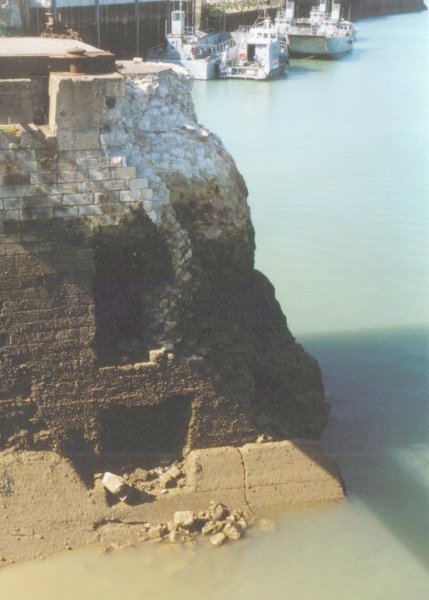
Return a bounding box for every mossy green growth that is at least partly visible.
[0,124,21,139]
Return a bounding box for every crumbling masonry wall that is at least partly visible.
[0,69,257,460]
[1,63,328,463]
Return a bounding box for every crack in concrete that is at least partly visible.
[237,447,253,514]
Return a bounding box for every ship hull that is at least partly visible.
[287,33,353,57]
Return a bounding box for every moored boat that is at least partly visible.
[146,9,235,80]
[220,13,288,80]
[276,1,356,59]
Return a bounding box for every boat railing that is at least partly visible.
[145,42,166,58]
[194,37,236,55]
[288,24,349,37]
[222,63,259,76]
[287,26,320,36]
[184,26,216,38]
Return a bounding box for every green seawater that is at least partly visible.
[1,12,428,599]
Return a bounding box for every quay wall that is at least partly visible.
[0,440,345,565]
[0,63,327,464]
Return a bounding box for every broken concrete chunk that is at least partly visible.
[201,520,217,536]
[210,502,228,521]
[223,522,241,541]
[131,468,149,482]
[168,530,186,544]
[164,465,183,480]
[101,472,129,499]
[173,510,194,529]
[147,525,164,540]
[159,473,176,489]
[210,532,227,547]
[149,348,167,363]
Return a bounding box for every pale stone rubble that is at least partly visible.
[95,438,344,550]
[107,501,252,549]
[101,64,253,347]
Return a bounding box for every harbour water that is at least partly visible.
[1,12,428,598]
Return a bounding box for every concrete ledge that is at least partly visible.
[184,440,345,511]
[241,440,345,509]
[185,446,244,493]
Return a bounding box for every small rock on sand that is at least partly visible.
[173,511,194,528]
[101,472,129,499]
[223,522,241,541]
[210,532,227,547]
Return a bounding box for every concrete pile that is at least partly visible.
[135,502,251,548]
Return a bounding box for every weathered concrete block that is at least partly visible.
[128,178,148,190]
[56,128,100,152]
[0,79,32,124]
[49,73,125,132]
[241,440,345,509]
[184,446,244,493]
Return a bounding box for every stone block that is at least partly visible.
[63,193,93,206]
[128,178,148,190]
[0,80,33,125]
[113,166,136,179]
[20,207,53,221]
[53,206,79,219]
[49,73,125,132]
[140,189,154,201]
[78,205,102,216]
[241,440,345,509]
[119,190,132,203]
[56,128,100,152]
[184,446,244,493]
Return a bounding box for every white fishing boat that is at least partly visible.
[219,13,288,80]
[277,1,356,58]
[274,1,296,41]
[146,9,235,80]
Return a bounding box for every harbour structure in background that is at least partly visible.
[276,1,357,58]
[219,12,288,80]
[146,8,236,80]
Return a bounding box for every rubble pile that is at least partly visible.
[134,502,251,548]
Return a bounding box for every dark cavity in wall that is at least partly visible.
[94,211,173,365]
[98,394,193,458]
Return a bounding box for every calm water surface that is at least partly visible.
[1,12,428,599]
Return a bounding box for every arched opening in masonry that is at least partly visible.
[94,211,173,365]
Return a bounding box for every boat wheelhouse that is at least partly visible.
[146,10,235,80]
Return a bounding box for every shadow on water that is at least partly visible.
[302,325,429,572]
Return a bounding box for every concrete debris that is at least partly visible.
[101,472,130,500]
[210,532,227,547]
[223,522,241,541]
[164,465,183,480]
[173,511,194,529]
[147,525,165,540]
[168,530,187,544]
[210,502,228,521]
